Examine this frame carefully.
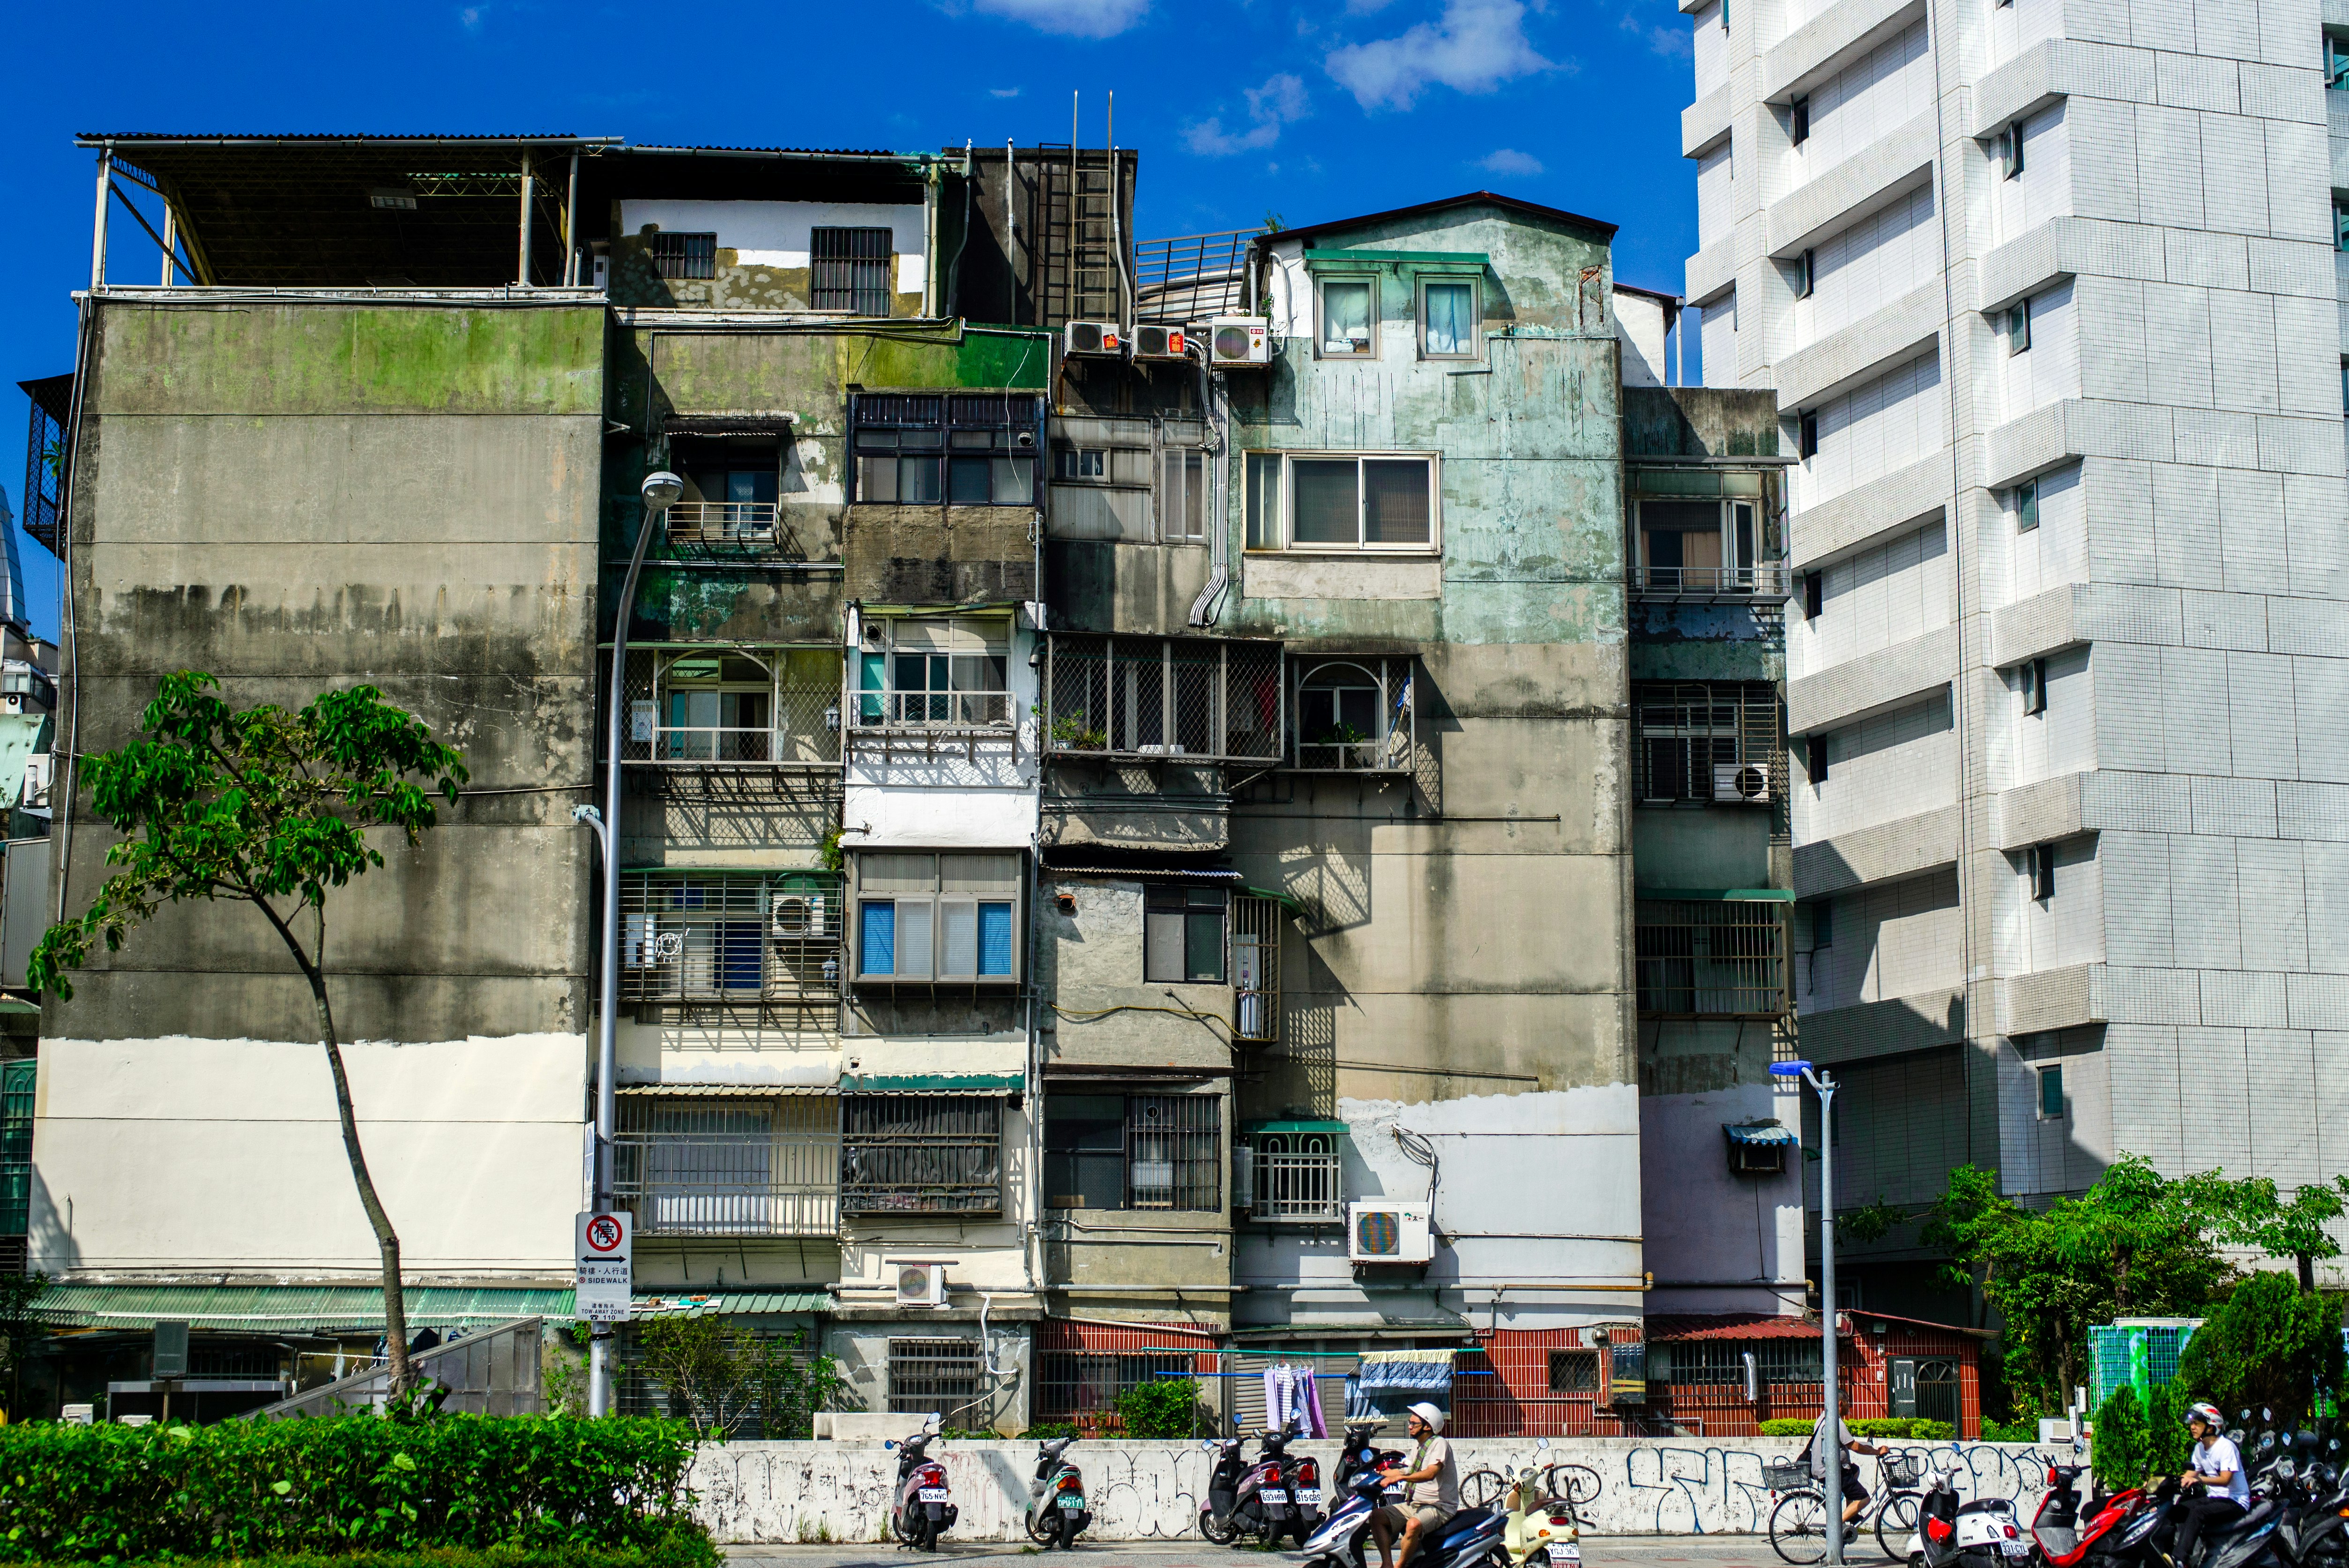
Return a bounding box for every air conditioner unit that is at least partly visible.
[895,1263,948,1308]
[1063,321,1124,357]
[1347,1202,1434,1264]
[773,892,828,936]
[1715,761,1771,803]
[1133,324,1188,360]
[1207,316,1271,368]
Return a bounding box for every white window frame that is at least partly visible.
[1416,275,1482,362]
[852,851,1025,984]
[1158,446,1209,543]
[853,616,1013,730]
[1241,450,1442,555]
[1058,447,1108,481]
[1314,275,1380,360]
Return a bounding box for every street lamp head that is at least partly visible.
[1768,1060,1814,1078]
[640,470,685,510]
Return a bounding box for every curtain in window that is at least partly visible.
[1362,461,1431,545]
[1424,282,1474,355]
[1292,459,1358,544]
[1321,281,1372,353]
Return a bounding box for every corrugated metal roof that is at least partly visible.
[76,132,596,144]
[1646,1313,1835,1342]
[632,1291,829,1317]
[1046,866,1245,881]
[44,1283,573,1330]
[1724,1121,1798,1145]
[628,144,904,157]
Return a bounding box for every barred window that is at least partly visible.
[1635,898,1787,1018]
[1650,1338,1822,1388]
[1044,1092,1220,1211]
[811,226,893,315]
[888,1337,985,1427]
[648,231,717,280]
[851,392,1041,507]
[1043,634,1284,762]
[841,1095,1003,1214]
[621,872,844,1013]
[1633,681,1782,804]
[612,1095,840,1238]
[1548,1349,1599,1392]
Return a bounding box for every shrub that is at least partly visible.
[1756,1417,1956,1441]
[1114,1378,1214,1439]
[129,1542,720,1568]
[0,1414,705,1563]
[2176,1271,2346,1425]
[2092,1385,2151,1488]
[1759,1419,1812,1437]
[1018,1423,1077,1441]
[1980,1418,2037,1443]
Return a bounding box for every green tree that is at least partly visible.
[2091,1384,2153,1489]
[636,1319,846,1439]
[2192,1174,2349,1292]
[28,673,466,1393]
[2175,1271,2345,1425]
[1924,1158,2232,1415]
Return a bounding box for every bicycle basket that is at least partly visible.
[1883,1453,1924,1488]
[1763,1460,1811,1491]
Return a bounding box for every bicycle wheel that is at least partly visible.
[1874,1492,1920,1560]
[1771,1489,1830,1565]
[1461,1468,1509,1510]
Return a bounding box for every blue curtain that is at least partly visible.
[978,901,1014,975]
[861,901,895,975]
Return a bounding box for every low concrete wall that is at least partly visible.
[691,1438,2065,1544]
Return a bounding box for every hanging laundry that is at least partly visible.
[1263,1365,1292,1434]
[1295,1364,1327,1437]
[1352,1348,1456,1420]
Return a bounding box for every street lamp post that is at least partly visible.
[1772,1057,1843,1565]
[584,470,683,1417]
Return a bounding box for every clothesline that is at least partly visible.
[1158,1371,1492,1379]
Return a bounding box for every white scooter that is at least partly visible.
[1902,1448,2031,1568]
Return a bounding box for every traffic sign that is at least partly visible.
[575,1210,633,1322]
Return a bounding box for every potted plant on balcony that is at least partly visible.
[1051,714,1108,751]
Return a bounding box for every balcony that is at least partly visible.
[619,646,844,780]
[613,1096,840,1238]
[1631,563,1794,602]
[1240,1124,1345,1224]
[1634,897,1790,1019]
[1290,655,1415,773]
[1043,634,1284,764]
[665,500,787,559]
[621,872,843,1030]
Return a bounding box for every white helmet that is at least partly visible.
[1407,1402,1447,1433]
[2188,1402,2223,1428]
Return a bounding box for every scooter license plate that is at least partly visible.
[1259,1489,1289,1504]
[1059,1495,1086,1510]
[2000,1544,2032,1559]
[1298,1489,1322,1505]
[918,1488,948,1502]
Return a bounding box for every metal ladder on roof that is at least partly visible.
[1030,146,1121,329]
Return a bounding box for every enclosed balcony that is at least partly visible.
[1290,655,1415,773]
[1043,634,1284,763]
[618,646,843,776]
[620,871,843,1030]
[1238,1122,1345,1224]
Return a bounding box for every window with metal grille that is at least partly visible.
[1043,1092,1221,1211]
[811,226,894,315]
[1632,682,1782,804]
[1635,899,1787,1017]
[1044,634,1284,762]
[18,378,68,556]
[617,645,844,767]
[612,1095,840,1237]
[0,1060,31,1240]
[850,392,1041,506]
[648,231,718,280]
[1247,1127,1342,1222]
[888,1337,985,1426]
[1232,895,1283,1042]
[1293,656,1414,772]
[1650,1338,1821,1388]
[841,1095,1003,1214]
[1548,1349,1599,1392]
[856,619,1011,730]
[621,872,844,1014]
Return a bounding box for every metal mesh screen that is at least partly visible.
[840,1095,1003,1215]
[621,872,844,1025]
[617,647,842,765]
[613,1096,840,1237]
[1126,1094,1220,1210]
[1044,635,1283,761]
[1634,899,1787,1018]
[887,1338,986,1427]
[1632,682,1783,804]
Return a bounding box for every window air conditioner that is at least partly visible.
[1132,324,1188,360]
[1346,1202,1434,1264]
[1207,316,1271,368]
[1063,321,1124,357]
[1714,762,1771,803]
[895,1263,948,1308]
[773,892,827,936]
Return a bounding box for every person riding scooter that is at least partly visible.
[2176,1403,2251,1568]
[1371,1403,1459,1568]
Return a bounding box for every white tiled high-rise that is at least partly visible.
[1683,0,2349,1294]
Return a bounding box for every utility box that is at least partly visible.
[152,1321,189,1379]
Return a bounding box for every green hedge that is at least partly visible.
[1757,1417,1958,1440]
[0,1416,706,1564]
[0,1544,722,1568]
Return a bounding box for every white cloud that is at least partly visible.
[457,6,483,29]
[1476,147,1544,176]
[970,0,1148,37]
[1621,10,1693,57]
[1183,72,1312,157]
[990,86,1023,97]
[1326,0,1553,111]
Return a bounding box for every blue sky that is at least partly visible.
[0,0,1702,643]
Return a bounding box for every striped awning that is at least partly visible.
[1724,1120,1799,1146]
[632,1291,830,1318]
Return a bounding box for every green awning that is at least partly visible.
[1303,249,1489,273]
[1725,1121,1799,1146]
[1636,888,1796,902]
[1243,1119,1348,1134]
[42,1283,574,1331]
[841,1072,1024,1094]
[633,1291,829,1317]
[1242,885,1309,917]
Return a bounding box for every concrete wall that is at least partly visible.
[691,1437,2066,1542]
[35,297,604,1285]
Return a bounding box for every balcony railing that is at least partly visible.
[667,500,779,542]
[621,873,843,1017]
[856,690,1013,728]
[1044,634,1284,763]
[1634,898,1789,1018]
[1631,563,1794,600]
[1248,1150,1343,1223]
[611,1115,842,1239]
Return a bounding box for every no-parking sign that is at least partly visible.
[575,1210,633,1322]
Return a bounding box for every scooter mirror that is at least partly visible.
[885,1441,896,1450]
[1537,1437,1550,1451]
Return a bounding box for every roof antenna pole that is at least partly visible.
[90,144,112,292]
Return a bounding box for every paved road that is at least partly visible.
[725,1536,1810,1568]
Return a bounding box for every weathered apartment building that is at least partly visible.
[1683,0,2349,1304]
[12,127,1811,1433]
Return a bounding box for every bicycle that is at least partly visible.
[1766,1451,1926,1564]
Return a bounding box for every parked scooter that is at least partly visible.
[1202,1427,1305,1546]
[885,1428,958,1552]
[2028,1439,2150,1568]
[1025,1434,1094,1550]
[1906,1448,2031,1568]
[1501,1438,1585,1568]
[1301,1423,1409,1568]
